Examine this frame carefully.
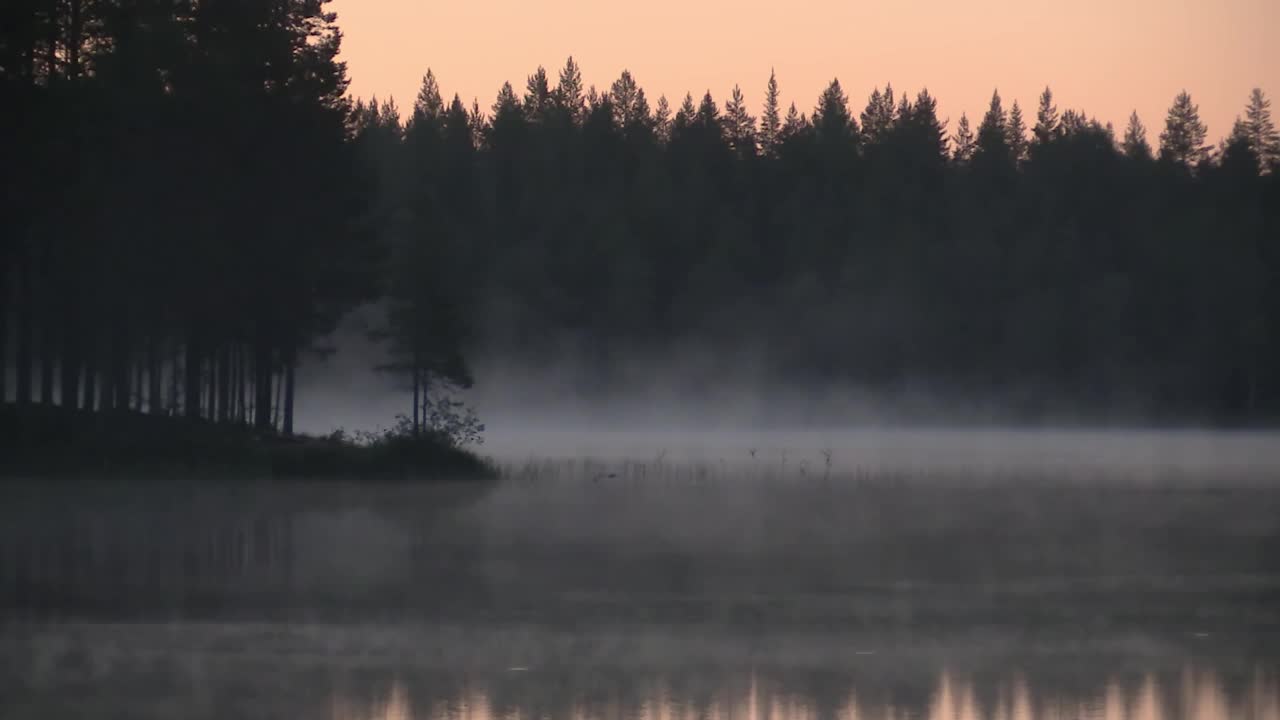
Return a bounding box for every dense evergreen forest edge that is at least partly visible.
[2,1,1279,475]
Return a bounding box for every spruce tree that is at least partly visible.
[1122,111,1152,161]
[1219,117,1261,178]
[469,98,486,145]
[952,113,975,163]
[780,102,808,141]
[861,85,897,144]
[896,92,912,122]
[813,78,857,144]
[492,81,520,119]
[524,66,553,122]
[1006,99,1028,162]
[1060,108,1089,136]
[696,91,721,131]
[673,92,696,131]
[862,88,883,133]
[907,88,950,163]
[1242,88,1279,172]
[413,68,445,125]
[654,95,672,142]
[723,84,756,157]
[554,56,585,124]
[759,70,782,156]
[1033,86,1059,145]
[610,70,645,128]
[1158,90,1209,168]
[974,89,1010,163]
[445,95,474,149]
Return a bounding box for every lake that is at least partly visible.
[3,429,1279,719]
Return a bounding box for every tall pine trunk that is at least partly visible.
[133,357,144,411]
[253,339,272,431]
[233,345,244,424]
[60,329,79,409]
[239,346,248,424]
[282,346,296,436]
[206,349,217,420]
[39,322,55,405]
[272,367,283,431]
[168,343,181,415]
[37,236,53,405]
[81,347,95,412]
[217,346,231,423]
[147,337,162,414]
[184,333,201,419]
[98,359,113,413]
[0,256,7,403]
[111,326,129,411]
[15,240,33,406]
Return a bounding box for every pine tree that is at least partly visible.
[1122,111,1152,161]
[862,87,882,133]
[468,98,486,145]
[654,95,672,142]
[382,97,403,128]
[1242,88,1279,172]
[906,88,950,162]
[780,102,808,141]
[445,94,474,150]
[860,83,897,144]
[524,66,553,122]
[610,70,646,128]
[723,84,756,157]
[1219,117,1261,177]
[695,91,720,130]
[673,92,696,131]
[630,87,652,131]
[1060,109,1089,136]
[759,69,782,156]
[974,89,1010,163]
[1006,99,1027,162]
[952,113,975,163]
[406,73,447,175]
[813,78,857,144]
[492,81,520,119]
[413,68,444,124]
[554,56,584,124]
[896,92,912,122]
[1158,90,1209,168]
[1033,86,1059,145]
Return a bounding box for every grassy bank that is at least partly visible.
[0,404,494,481]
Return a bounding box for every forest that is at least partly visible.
[3,0,1280,435]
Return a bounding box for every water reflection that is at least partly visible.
[3,476,1279,720]
[330,666,1280,720]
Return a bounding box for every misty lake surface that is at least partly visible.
[3,429,1280,719]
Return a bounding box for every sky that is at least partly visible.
[330,0,1278,145]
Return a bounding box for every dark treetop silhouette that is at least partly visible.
[3,1,1280,433]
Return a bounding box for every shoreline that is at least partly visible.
[0,404,495,482]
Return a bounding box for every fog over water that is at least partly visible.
[7,344,1280,719]
[289,314,1278,440]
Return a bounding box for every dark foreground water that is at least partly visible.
[3,430,1280,719]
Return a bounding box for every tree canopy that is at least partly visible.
[4,5,1279,426]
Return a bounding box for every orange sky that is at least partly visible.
[332,0,1278,144]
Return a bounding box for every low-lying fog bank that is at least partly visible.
[481,427,1280,483]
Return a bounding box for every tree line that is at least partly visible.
[2,0,372,434]
[4,2,1280,429]
[355,61,1280,421]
